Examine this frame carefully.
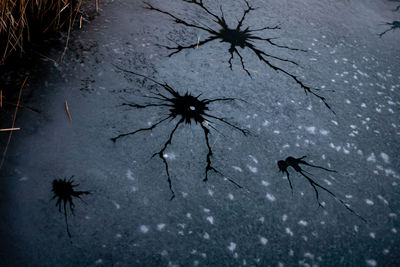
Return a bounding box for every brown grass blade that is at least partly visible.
[0,128,21,132]
[0,75,28,171]
[65,100,72,121]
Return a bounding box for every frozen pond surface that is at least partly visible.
[0,0,399,266]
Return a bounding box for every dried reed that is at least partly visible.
[0,0,84,64]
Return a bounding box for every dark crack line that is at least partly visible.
[379,21,400,37]
[203,113,250,136]
[202,122,242,188]
[63,201,71,238]
[201,123,219,182]
[244,42,335,113]
[111,116,172,142]
[298,171,366,223]
[144,2,216,34]
[152,118,184,200]
[121,103,173,109]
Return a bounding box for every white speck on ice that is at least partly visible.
[161,250,168,256]
[370,232,376,239]
[249,155,258,164]
[247,165,258,173]
[112,201,120,209]
[365,199,374,205]
[343,148,350,154]
[157,224,166,231]
[262,120,270,126]
[140,225,149,233]
[320,129,329,135]
[261,180,270,186]
[366,259,377,266]
[203,232,210,239]
[380,152,390,164]
[228,242,236,252]
[304,252,314,259]
[126,169,135,181]
[163,153,176,160]
[305,126,316,134]
[298,220,308,226]
[282,214,288,222]
[266,193,276,201]
[285,228,294,236]
[206,216,214,224]
[260,237,268,245]
[232,166,243,172]
[377,195,388,205]
[367,153,376,162]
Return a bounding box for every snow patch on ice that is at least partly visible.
[232,166,243,172]
[380,152,390,164]
[140,225,149,233]
[266,193,276,201]
[157,224,166,231]
[228,242,236,252]
[249,155,258,164]
[112,201,120,209]
[305,126,316,134]
[365,199,374,205]
[247,165,258,173]
[298,220,308,226]
[285,228,294,236]
[260,237,268,245]
[367,153,376,163]
[126,169,135,181]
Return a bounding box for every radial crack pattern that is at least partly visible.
[145,0,334,112]
[51,176,90,238]
[112,66,249,200]
[278,156,366,222]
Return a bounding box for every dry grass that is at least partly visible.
[0,0,84,64]
[0,75,27,170]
